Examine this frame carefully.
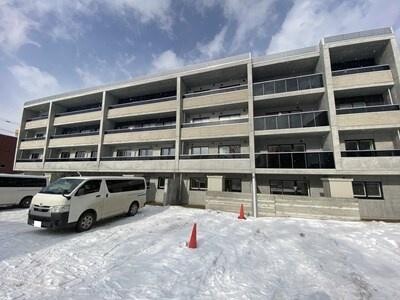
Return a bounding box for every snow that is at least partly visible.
[0,206,400,300]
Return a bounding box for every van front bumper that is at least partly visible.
[28,212,71,229]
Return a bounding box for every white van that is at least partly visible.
[0,174,48,208]
[28,176,146,232]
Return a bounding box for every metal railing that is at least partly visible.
[255,151,335,168]
[253,73,323,96]
[105,124,176,134]
[341,150,400,157]
[109,95,176,109]
[51,131,99,138]
[254,110,329,130]
[101,156,175,161]
[181,117,248,128]
[20,136,46,141]
[16,159,43,162]
[183,84,247,98]
[55,106,102,117]
[180,153,250,159]
[46,157,97,162]
[336,104,399,115]
[332,64,390,76]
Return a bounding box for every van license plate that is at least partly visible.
[33,221,42,228]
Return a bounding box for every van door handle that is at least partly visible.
[96,195,101,198]
[106,194,109,198]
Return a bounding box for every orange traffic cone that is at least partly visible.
[188,223,197,249]
[238,204,246,220]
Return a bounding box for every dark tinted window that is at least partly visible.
[76,180,101,196]
[106,179,145,193]
[0,177,47,187]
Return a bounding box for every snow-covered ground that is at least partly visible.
[0,206,400,300]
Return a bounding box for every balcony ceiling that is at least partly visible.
[253,56,319,82]
[56,92,103,108]
[109,78,176,99]
[329,40,388,63]
[182,65,247,87]
[334,85,392,98]
[254,91,324,110]
[109,111,176,123]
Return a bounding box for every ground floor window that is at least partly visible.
[352,181,383,199]
[190,177,207,191]
[224,178,242,192]
[158,177,166,189]
[270,180,309,196]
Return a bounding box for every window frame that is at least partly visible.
[191,146,209,155]
[224,178,242,192]
[218,144,241,154]
[189,177,208,191]
[269,179,309,196]
[157,177,166,189]
[352,181,383,199]
[344,139,375,151]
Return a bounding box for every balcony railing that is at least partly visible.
[26,115,48,122]
[20,136,46,141]
[183,84,247,98]
[101,155,175,161]
[180,153,250,159]
[336,104,400,115]
[55,106,101,117]
[46,157,97,162]
[16,158,43,162]
[51,131,99,138]
[253,73,323,96]
[332,64,390,76]
[254,110,329,131]
[255,151,335,168]
[341,150,400,157]
[109,95,176,109]
[182,117,248,128]
[105,124,176,134]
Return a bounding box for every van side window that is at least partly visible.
[106,180,145,193]
[76,180,101,196]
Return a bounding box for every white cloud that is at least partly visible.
[8,64,60,98]
[151,50,185,72]
[197,26,228,59]
[267,0,400,53]
[75,67,104,88]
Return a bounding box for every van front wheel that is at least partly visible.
[127,202,139,217]
[19,196,32,208]
[76,211,95,232]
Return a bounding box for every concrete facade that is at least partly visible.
[14,27,400,220]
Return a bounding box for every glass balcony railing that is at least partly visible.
[46,157,97,162]
[181,117,248,128]
[183,84,247,98]
[101,156,175,161]
[336,104,399,115]
[180,153,250,159]
[341,150,400,157]
[105,124,176,134]
[51,131,99,138]
[332,64,390,76]
[253,73,323,96]
[109,95,176,109]
[255,151,335,168]
[254,110,329,131]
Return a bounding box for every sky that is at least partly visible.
[0,0,399,136]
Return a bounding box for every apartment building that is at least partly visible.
[14,28,400,220]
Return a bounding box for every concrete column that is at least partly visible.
[319,42,342,170]
[97,91,110,166]
[42,101,55,167]
[207,175,224,192]
[322,178,354,198]
[175,76,183,172]
[14,107,29,169]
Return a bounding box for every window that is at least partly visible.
[218,145,241,154]
[190,177,208,191]
[158,177,166,189]
[116,150,132,157]
[270,180,309,196]
[106,179,146,193]
[345,140,375,151]
[30,153,40,159]
[75,151,86,158]
[60,152,70,159]
[224,178,242,192]
[0,176,47,188]
[192,117,210,123]
[352,181,383,199]
[76,180,101,196]
[161,147,175,156]
[191,146,208,155]
[267,144,306,152]
[219,114,241,121]
[139,149,153,157]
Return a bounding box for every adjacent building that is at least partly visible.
[0,133,17,173]
[14,28,400,220]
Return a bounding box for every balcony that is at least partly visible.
[54,107,102,126]
[14,160,44,171]
[25,116,48,130]
[341,150,400,171]
[332,65,393,91]
[108,96,176,119]
[180,118,249,140]
[183,85,248,110]
[19,139,46,150]
[103,126,175,145]
[99,156,175,172]
[101,155,175,161]
[48,132,99,148]
[43,159,98,171]
[254,111,329,131]
[255,151,335,169]
[179,153,251,173]
[336,104,400,115]
[46,157,97,162]
[336,109,400,130]
[253,74,324,98]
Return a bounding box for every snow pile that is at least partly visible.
[0,206,400,299]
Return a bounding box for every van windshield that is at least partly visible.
[40,178,84,195]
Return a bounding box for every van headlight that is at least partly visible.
[50,205,70,213]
